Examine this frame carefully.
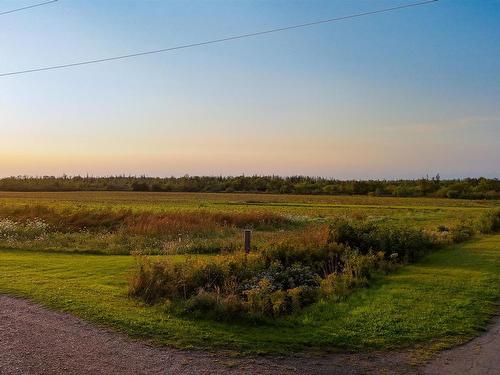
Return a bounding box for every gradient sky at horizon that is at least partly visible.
[1,0,499,179]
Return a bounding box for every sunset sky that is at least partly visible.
[1,0,499,179]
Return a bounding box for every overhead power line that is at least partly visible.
[0,0,438,77]
[0,0,58,16]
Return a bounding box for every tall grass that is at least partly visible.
[0,204,298,254]
[0,205,294,235]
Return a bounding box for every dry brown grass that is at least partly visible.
[0,205,293,237]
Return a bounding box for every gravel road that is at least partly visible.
[423,316,500,375]
[0,295,497,375]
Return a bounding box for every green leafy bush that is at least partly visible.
[329,218,434,262]
[260,241,346,275]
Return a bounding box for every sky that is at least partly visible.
[1,0,499,179]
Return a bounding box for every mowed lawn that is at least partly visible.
[0,235,499,354]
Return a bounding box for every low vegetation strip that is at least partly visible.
[0,234,499,353]
[0,205,297,255]
[0,192,497,256]
[0,192,498,353]
[128,210,500,321]
[0,205,292,233]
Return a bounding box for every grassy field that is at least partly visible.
[0,192,498,354]
[0,236,498,353]
[1,191,498,255]
[1,191,499,223]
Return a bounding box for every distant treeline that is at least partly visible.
[0,175,499,199]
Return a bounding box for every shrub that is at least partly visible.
[242,262,319,292]
[184,291,245,320]
[244,278,275,317]
[329,218,434,262]
[476,209,500,234]
[342,249,376,283]
[244,281,318,318]
[328,218,375,253]
[260,242,345,275]
[129,231,383,319]
[128,253,264,304]
[320,273,350,298]
[287,286,318,309]
[449,222,475,243]
[446,190,461,199]
[373,224,434,262]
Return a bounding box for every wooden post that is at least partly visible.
[244,229,252,254]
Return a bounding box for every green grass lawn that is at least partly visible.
[0,235,498,354]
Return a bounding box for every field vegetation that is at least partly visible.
[1,191,498,256]
[129,210,499,320]
[0,191,499,354]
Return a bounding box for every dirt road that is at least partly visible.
[423,316,500,375]
[0,295,497,374]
